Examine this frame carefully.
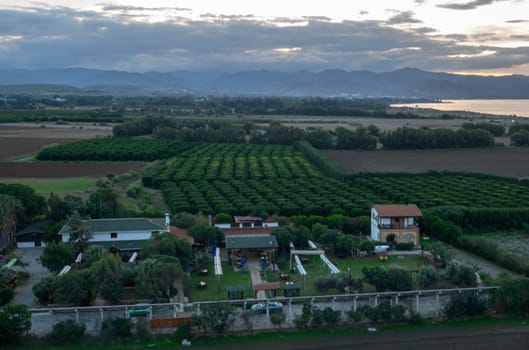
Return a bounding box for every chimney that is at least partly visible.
[165,213,170,229]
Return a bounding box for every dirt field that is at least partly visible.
[323,147,529,177]
[0,122,112,138]
[0,137,80,160]
[0,122,113,159]
[194,324,529,350]
[249,113,507,131]
[0,162,145,178]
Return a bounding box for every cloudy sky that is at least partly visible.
[0,0,528,75]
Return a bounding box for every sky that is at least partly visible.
[0,0,528,75]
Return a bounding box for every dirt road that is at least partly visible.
[193,324,529,350]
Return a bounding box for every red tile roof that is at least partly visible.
[252,282,281,291]
[234,216,262,223]
[373,204,423,217]
[169,226,195,244]
[220,227,273,235]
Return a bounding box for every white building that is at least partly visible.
[58,217,167,252]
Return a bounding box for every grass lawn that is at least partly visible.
[262,253,424,297]
[0,177,98,193]
[188,254,424,301]
[189,262,254,302]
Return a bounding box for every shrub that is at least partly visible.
[443,260,477,287]
[311,306,323,327]
[270,312,285,328]
[362,266,413,291]
[417,266,440,289]
[0,304,31,345]
[134,318,152,341]
[174,323,191,341]
[395,242,414,251]
[444,292,487,319]
[214,213,232,224]
[321,307,342,327]
[0,288,14,306]
[101,317,132,338]
[293,304,312,330]
[346,307,363,325]
[359,240,375,253]
[50,320,86,343]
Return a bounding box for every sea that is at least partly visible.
[391,99,529,118]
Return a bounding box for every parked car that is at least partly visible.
[128,304,150,317]
[250,301,283,313]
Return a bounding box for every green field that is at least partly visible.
[0,177,98,193]
[139,143,529,216]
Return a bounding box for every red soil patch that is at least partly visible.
[0,162,145,178]
[323,147,529,177]
[0,138,79,160]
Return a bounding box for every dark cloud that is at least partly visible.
[511,34,529,40]
[506,19,529,23]
[0,6,527,73]
[102,5,191,12]
[386,11,422,24]
[303,16,331,21]
[437,0,510,10]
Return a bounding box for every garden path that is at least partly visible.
[248,262,266,299]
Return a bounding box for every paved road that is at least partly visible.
[12,247,50,308]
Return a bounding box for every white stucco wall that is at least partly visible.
[62,230,155,243]
[370,207,380,241]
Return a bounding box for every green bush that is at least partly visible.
[0,304,31,345]
[417,266,440,289]
[270,312,286,328]
[293,304,312,330]
[359,240,375,253]
[0,288,14,306]
[134,319,152,341]
[444,292,487,319]
[174,323,191,341]
[395,242,414,251]
[443,260,477,287]
[101,317,132,338]
[50,320,86,343]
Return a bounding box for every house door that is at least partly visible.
[386,234,397,244]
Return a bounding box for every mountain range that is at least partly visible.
[1,67,529,99]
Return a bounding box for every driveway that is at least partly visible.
[12,247,50,308]
[451,247,519,278]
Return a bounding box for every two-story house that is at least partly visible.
[370,204,422,247]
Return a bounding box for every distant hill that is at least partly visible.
[1,67,529,98]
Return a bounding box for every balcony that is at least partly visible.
[379,224,418,230]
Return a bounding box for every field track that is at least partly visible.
[0,162,145,178]
[323,147,529,177]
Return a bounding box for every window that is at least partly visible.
[110,232,118,239]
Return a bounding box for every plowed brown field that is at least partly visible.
[0,122,112,159]
[0,138,79,160]
[323,147,529,177]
